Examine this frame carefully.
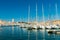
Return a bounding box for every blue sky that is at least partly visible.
[0,0,60,22]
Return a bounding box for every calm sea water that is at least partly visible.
[0,26,60,40]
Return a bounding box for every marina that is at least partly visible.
[0,0,60,40]
[0,26,60,40]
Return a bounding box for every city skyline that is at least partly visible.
[0,0,60,22]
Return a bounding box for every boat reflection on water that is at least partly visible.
[0,26,60,40]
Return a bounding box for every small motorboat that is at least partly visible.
[48,30,60,34]
[48,30,56,34]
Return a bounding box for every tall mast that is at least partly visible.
[36,3,38,23]
[48,4,50,21]
[28,5,30,23]
[55,3,58,20]
[42,4,45,23]
[49,4,51,25]
[55,3,59,25]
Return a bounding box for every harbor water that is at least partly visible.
[0,26,60,40]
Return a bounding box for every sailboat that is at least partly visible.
[27,5,33,30]
[41,4,45,29]
[32,3,38,29]
[45,4,52,29]
[31,3,41,30]
[51,3,59,29]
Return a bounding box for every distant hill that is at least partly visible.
[39,20,60,26]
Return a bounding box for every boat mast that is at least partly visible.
[36,3,38,23]
[42,4,45,26]
[28,5,30,23]
[55,3,60,26]
[55,3,58,20]
[49,4,51,26]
